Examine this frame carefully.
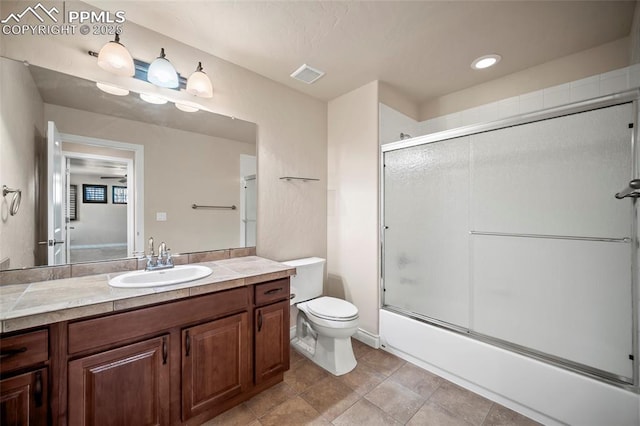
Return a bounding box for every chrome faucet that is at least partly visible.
[145,237,174,271]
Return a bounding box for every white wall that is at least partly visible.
[0,57,44,269]
[327,81,380,341]
[378,103,418,145]
[0,1,327,262]
[631,0,640,64]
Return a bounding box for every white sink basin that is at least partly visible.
[108,265,213,288]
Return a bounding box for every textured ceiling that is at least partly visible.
[88,1,634,103]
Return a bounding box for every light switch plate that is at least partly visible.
[156,212,167,221]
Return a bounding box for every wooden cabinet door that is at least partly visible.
[68,335,170,426]
[255,300,290,384]
[182,312,249,420]
[0,368,47,426]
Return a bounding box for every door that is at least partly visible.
[0,368,47,426]
[181,313,249,420]
[68,336,170,426]
[243,175,256,246]
[383,101,636,381]
[255,300,289,384]
[46,121,66,265]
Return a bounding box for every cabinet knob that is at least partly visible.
[257,310,263,332]
[185,331,191,357]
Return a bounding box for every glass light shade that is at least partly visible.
[175,103,200,113]
[186,62,213,98]
[96,82,129,96]
[140,93,168,105]
[147,48,179,88]
[97,35,135,77]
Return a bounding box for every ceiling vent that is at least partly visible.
[290,64,325,84]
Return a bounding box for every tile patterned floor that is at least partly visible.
[202,339,541,426]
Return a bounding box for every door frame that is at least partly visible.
[60,133,144,257]
[62,151,134,259]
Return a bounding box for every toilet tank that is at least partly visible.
[282,257,326,305]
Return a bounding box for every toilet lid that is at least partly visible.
[306,297,358,321]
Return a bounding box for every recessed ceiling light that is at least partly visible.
[139,93,168,105]
[96,82,129,96]
[471,54,502,70]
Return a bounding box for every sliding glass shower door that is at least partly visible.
[382,100,636,383]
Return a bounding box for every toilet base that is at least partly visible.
[292,334,357,376]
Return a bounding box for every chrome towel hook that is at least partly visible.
[2,185,22,216]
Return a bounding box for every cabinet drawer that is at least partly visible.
[255,279,290,306]
[0,330,48,374]
[68,287,248,355]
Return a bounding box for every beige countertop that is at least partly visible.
[0,256,294,333]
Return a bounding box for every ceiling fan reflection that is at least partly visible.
[100,174,127,184]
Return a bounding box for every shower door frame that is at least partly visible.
[379,89,640,390]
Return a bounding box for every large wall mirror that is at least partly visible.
[0,56,257,271]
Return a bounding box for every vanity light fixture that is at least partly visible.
[175,102,200,113]
[147,48,179,88]
[97,33,135,77]
[186,62,213,98]
[139,93,168,105]
[471,54,502,70]
[96,82,130,96]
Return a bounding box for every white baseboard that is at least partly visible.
[354,328,380,348]
[290,325,380,349]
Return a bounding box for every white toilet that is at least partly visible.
[284,257,359,376]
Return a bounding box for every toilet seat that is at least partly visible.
[306,297,358,321]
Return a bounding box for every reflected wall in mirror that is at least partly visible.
[0,56,257,270]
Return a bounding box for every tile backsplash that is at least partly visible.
[0,246,257,285]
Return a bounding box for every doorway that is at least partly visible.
[64,153,131,263]
[58,132,144,264]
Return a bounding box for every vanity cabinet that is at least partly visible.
[254,279,290,384]
[0,329,49,426]
[181,312,250,420]
[0,272,289,426]
[68,335,170,426]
